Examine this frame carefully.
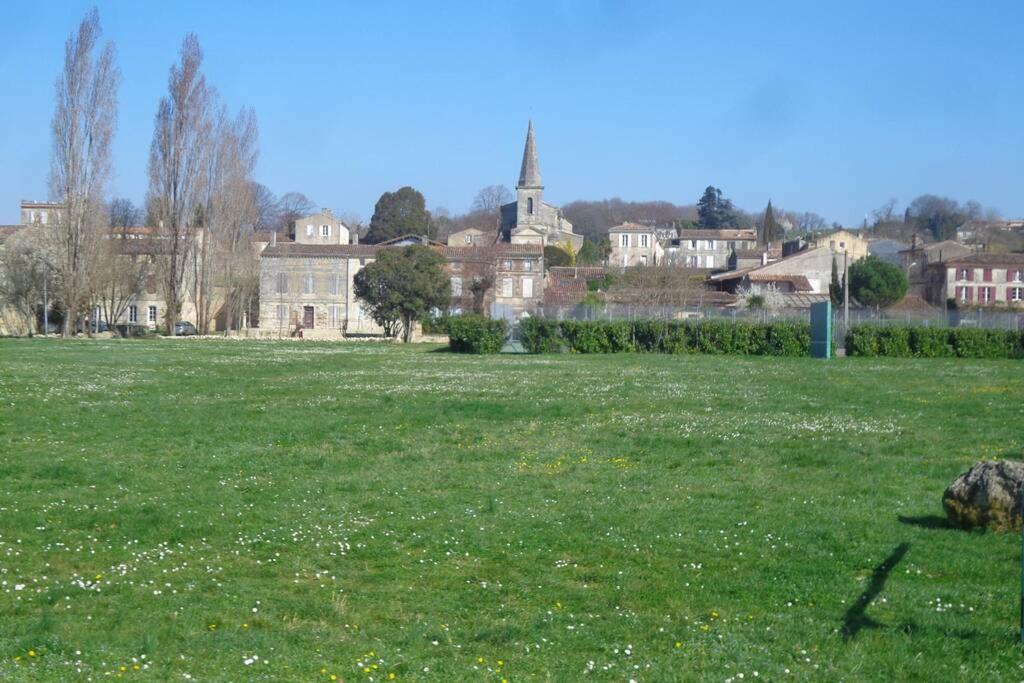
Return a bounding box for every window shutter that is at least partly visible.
[967,269,974,282]
[967,287,973,302]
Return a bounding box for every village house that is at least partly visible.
[447,227,489,247]
[664,228,758,269]
[608,222,664,267]
[809,229,869,260]
[943,253,1024,308]
[708,246,854,307]
[898,235,972,301]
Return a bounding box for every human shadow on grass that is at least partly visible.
[841,542,910,641]
[897,514,950,530]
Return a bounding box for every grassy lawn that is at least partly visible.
[0,339,1022,681]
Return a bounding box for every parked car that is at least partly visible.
[174,321,198,336]
[75,320,110,333]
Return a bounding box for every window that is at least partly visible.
[640,234,649,248]
[522,277,533,298]
[147,305,157,323]
[839,241,846,249]
[981,286,992,303]
[958,286,971,304]
[728,241,736,250]
[306,224,314,237]
[502,277,513,297]
[451,276,463,297]
[277,304,288,323]
[129,305,138,324]
[40,210,48,224]
[690,240,698,249]
[706,255,715,268]
[464,234,473,244]
[328,305,341,328]
[524,260,532,271]
[710,240,716,250]
[321,224,331,237]
[328,274,341,296]
[527,197,533,215]
[640,255,648,267]
[1013,269,1024,283]
[958,268,970,281]
[621,234,629,247]
[276,272,288,294]
[1012,287,1023,302]
[503,260,512,270]
[983,268,993,282]
[303,273,315,294]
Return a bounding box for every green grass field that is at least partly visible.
[0,339,1022,681]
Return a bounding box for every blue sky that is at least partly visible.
[1,1,1021,226]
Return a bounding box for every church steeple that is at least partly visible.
[517,120,543,189]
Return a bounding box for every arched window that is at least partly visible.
[527,197,533,215]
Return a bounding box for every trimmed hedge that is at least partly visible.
[521,319,813,356]
[846,324,1024,359]
[446,315,508,354]
[520,318,566,353]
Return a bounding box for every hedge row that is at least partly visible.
[446,315,508,354]
[846,324,1024,358]
[519,318,813,356]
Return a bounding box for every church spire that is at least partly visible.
[517,120,543,189]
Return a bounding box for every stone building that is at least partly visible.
[441,243,544,317]
[810,229,870,261]
[665,229,758,269]
[500,122,582,251]
[608,222,664,267]
[943,253,1024,308]
[20,200,64,226]
[294,208,352,246]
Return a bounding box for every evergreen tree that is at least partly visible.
[696,186,740,229]
[760,200,780,245]
[364,186,432,243]
[830,256,844,306]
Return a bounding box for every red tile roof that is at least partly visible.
[945,253,1024,267]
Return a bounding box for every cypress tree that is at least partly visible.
[761,200,780,245]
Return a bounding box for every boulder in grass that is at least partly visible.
[943,460,1024,531]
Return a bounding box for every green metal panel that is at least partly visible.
[810,301,832,359]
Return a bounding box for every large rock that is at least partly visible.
[943,460,1024,531]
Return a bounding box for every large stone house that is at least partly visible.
[665,229,758,269]
[943,253,1024,308]
[500,122,582,251]
[608,222,664,267]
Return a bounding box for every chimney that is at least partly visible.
[271,232,277,247]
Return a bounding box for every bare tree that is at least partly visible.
[93,238,149,332]
[194,107,260,333]
[250,182,279,232]
[471,185,512,213]
[148,34,214,335]
[276,191,316,236]
[0,230,50,335]
[108,197,143,228]
[48,8,120,336]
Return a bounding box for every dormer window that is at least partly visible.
[527,197,534,215]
